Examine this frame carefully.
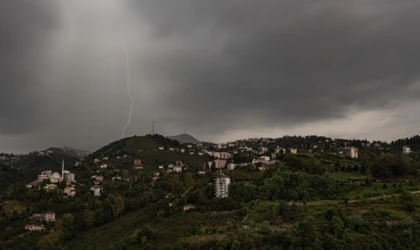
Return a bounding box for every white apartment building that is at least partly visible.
[403,146,411,155]
[214,175,231,198]
[343,146,358,159]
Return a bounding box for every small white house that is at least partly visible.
[227,163,236,170]
[91,185,103,196]
[260,156,270,162]
[403,146,411,155]
[173,166,182,173]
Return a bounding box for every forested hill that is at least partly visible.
[12,153,78,180]
[86,134,181,161]
[391,135,420,150]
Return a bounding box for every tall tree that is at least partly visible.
[83,209,95,229]
[171,175,184,194]
[112,196,125,218]
[184,173,195,189]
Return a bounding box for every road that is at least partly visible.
[349,190,420,203]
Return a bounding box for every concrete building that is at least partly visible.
[214,152,232,159]
[290,148,298,154]
[64,186,76,197]
[214,159,227,169]
[343,146,358,159]
[227,163,236,170]
[173,166,183,173]
[214,175,231,198]
[259,156,270,162]
[403,146,411,155]
[91,185,103,196]
[43,211,56,222]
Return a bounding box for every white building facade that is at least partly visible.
[214,176,231,198]
[343,146,358,159]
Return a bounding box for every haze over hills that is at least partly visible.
[168,133,201,144]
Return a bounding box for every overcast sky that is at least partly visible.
[2,0,420,153]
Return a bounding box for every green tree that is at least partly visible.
[123,170,129,180]
[329,216,344,238]
[231,238,242,250]
[83,209,95,229]
[184,173,195,189]
[171,175,184,194]
[112,196,125,218]
[60,213,75,242]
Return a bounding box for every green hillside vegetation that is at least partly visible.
[87,135,181,160]
[5,134,420,249]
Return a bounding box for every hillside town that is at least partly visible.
[3,133,420,249]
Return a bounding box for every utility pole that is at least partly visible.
[152,121,155,135]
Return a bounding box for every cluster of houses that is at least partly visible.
[37,150,53,157]
[26,160,77,197]
[25,211,56,232]
[0,154,20,164]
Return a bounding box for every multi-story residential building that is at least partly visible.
[214,175,231,198]
[43,211,56,222]
[214,159,227,169]
[217,152,232,159]
[64,173,76,183]
[343,146,358,159]
[403,146,411,155]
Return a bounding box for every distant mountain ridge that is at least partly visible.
[168,133,201,144]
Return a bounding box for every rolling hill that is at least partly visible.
[168,133,201,144]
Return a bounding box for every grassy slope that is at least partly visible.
[66,210,237,249]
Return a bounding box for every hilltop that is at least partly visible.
[46,146,90,159]
[168,133,201,144]
[85,134,209,171]
[87,134,181,159]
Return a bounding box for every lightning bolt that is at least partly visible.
[122,39,134,138]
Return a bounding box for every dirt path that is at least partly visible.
[349,190,420,203]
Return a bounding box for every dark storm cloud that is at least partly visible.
[0,0,57,134]
[127,0,420,134]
